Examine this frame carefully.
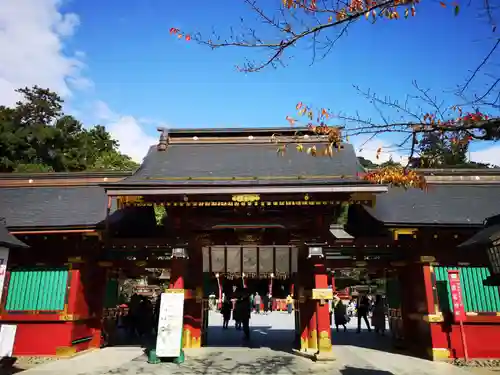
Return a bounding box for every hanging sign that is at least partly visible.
[448,270,465,322]
[155,290,185,358]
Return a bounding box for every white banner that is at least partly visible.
[155,291,185,358]
[0,247,10,302]
[0,325,16,357]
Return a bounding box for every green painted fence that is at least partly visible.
[5,267,69,311]
[434,266,500,313]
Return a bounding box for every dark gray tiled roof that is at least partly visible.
[0,186,107,229]
[366,185,500,226]
[0,225,28,248]
[458,223,500,248]
[113,143,365,186]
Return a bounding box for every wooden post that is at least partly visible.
[312,262,333,360]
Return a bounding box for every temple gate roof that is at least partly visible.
[107,127,368,188]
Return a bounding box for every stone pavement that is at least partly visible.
[20,311,479,375]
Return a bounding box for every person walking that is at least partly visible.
[234,287,252,340]
[254,292,261,314]
[286,294,293,314]
[333,296,349,332]
[221,296,233,329]
[371,295,386,335]
[263,292,269,314]
[356,294,372,333]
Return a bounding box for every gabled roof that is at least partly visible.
[107,127,368,188]
[115,143,364,186]
[0,186,107,229]
[366,185,500,226]
[0,224,28,248]
[458,223,500,249]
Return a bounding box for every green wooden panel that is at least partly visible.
[434,266,500,313]
[5,268,68,311]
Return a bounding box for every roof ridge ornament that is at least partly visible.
[157,127,168,151]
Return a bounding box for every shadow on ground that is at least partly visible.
[0,357,33,374]
[104,349,318,375]
[340,367,394,375]
[332,328,394,352]
[206,326,296,352]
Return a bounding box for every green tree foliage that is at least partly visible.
[410,132,495,168]
[0,86,139,172]
[357,157,377,169]
[379,158,401,168]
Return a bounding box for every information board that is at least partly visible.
[155,290,185,358]
[448,270,465,321]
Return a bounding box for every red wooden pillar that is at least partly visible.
[183,248,203,349]
[169,258,185,289]
[312,262,333,358]
[307,300,318,350]
[297,269,310,351]
[330,271,336,291]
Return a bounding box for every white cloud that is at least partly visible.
[94,100,116,121]
[0,0,91,107]
[470,145,500,167]
[106,116,157,163]
[92,101,158,163]
[352,136,407,165]
[353,136,500,167]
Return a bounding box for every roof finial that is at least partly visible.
[157,127,168,151]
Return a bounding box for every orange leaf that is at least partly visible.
[439,1,446,7]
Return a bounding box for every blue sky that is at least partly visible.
[1,0,499,164]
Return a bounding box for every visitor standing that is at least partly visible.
[254,292,261,314]
[356,294,372,333]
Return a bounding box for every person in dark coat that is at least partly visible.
[221,296,232,329]
[233,291,242,330]
[333,297,349,332]
[262,293,269,314]
[356,294,372,333]
[233,288,251,340]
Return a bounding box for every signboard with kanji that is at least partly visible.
[448,270,465,322]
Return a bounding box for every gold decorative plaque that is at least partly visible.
[312,288,334,300]
[232,194,260,203]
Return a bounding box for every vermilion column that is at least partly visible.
[183,248,203,349]
[169,257,187,348]
[169,258,185,289]
[313,262,333,356]
[308,300,318,350]
[297,268,310,351]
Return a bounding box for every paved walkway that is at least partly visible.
[20,311,480,375]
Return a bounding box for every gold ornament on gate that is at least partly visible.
[232,194,260,203]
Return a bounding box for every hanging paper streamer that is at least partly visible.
[242,273,246,289]
[216,273,222,309]
[269,273,274,296]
